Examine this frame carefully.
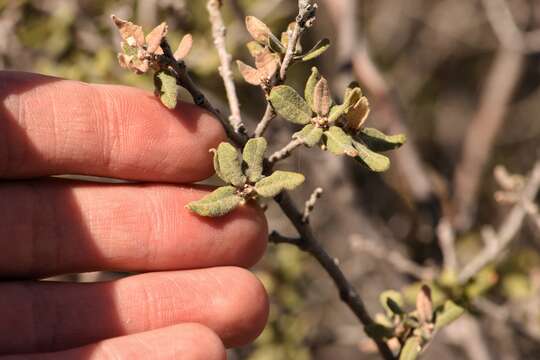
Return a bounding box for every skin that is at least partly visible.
[0,71,269,359]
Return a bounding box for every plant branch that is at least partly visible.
[302,187,323,223]
[254,103,276,138]
[458,161,540,284]
[274,192,395,359]
[206,0,246,135]
[268,138,304,164]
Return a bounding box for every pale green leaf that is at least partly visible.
[293,124,323,147]
[305,67,320,111]
[379,290,405,316]
[216,142,246,187]
[435,300,465,330]
[302,38,331,61]
[359,127,407,152]
[328,87,362,123]
[243,137,267,183]
[399,337,422,360]
[154,70,178,109]
[246,41,265,57]
[187,186,243,217]
[269,85,312,125]
[255,171,305,198]
[353,140,391,172]
[324,126,358,156]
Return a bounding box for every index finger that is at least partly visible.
[0,71,225,182]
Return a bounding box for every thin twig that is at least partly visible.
[275,192,395,360]
[437,218,458,272]
[458,161,540,284]
[302,187,323,223]
[268,138,304,164]
[350,234,436,280]
[254,103,276,138]
[206,0,246,135]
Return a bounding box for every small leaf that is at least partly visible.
[247,41,265,57]
[345,96,370,130]
[154,70,178,109]
[328,87,362,123]
[399,337,422,360]
[379,290,405,316]
[174,34,193,60]
[324,126,358,157]
[145,22,168,54]
[359,127,407,152]
[302,38,331,61]
[255,171,305,198]
[293,124,323,147]
[246,16,272,44]
[255,50,280,79]
[111,15,145,47]
[313,77,332,116]
[237,60,262,86]
[243,137,267,183]
[365,323,395,340]
[434,300,465,330]
[269,85,312,125]
[353,141,391,172]
[187,186,243,217]
[305,67,320,110]
[416,285,433,324]
[216,142,246,187]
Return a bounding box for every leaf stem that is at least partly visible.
[268,138,304,164]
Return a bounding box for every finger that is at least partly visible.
[0,267,269,354]
[2,323,226,360]
[0,180,267,277]
[0,71,225,182]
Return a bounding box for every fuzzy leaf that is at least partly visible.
[187,186,243,217]
[399,337,422,360]
[237,60,262,86]
[313,77,332,116]
[247,41,265,57]
[174,34,193,60]
[302,38,331,61]
[434,300,465,330]
[293,124,323,147]
[215,143,246,187]
[154,70,178,109]
[353,141,391,172]
[359,127,407,152]
[111,15,145,47]
[255,51,280,79]
[416,285,433,324]
[246,16,271,44]
[305,67,320,110]
[269,85,312,125]
[328,87,362,123]
[146,22,168,54]
[325,126,358,157]
[255,171,305,198]
[345,96,370,130]
[379,290,405,316]
[243,137,267,183]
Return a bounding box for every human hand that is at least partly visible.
[0,71,269,359]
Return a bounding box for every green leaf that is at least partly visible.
[365,323,395,340]
[434,300,465,330]
[305,67,320,111]
[379,290,405,316]
[269,85,312,125]
[359,127,407,152]
[399,337,422,360]
[246,41,265,57]
[187,186,243,217]
[301,38,331,61]
[255,171,305,198]
[324,126,358,156]
[293,124,323,147]
[243,137,267,183]
[353,141,391,172]
[215,142,246,187]
[328,87,362,123]
[154,70,178,109]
